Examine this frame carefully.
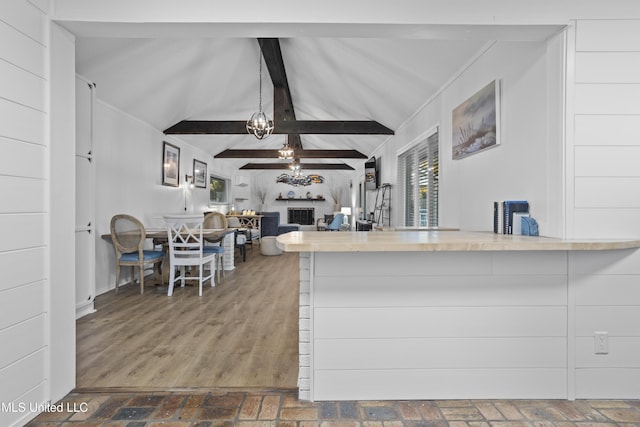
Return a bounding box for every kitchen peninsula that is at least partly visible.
[277,231,640,402]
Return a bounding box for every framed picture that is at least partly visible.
[162,141,180,187]
[452,79,500,160]
[193,159,207,188]
[209,174,229,204]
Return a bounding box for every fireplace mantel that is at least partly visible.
[276,197,326,202]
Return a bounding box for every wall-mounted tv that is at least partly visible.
[365,156,379,190]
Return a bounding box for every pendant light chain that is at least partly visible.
[246,40,274,140]
[258,50,263,112]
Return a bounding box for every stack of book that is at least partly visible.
[493,200,529,234]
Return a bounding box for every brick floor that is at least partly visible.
[24,390,640,426]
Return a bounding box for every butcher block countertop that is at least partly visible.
[276,230,640,253]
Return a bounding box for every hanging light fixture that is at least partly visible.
[278,140,294,159]
[289,158,301,172]
[246,42,274,139]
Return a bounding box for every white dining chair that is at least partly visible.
[203,212,227,280]
[164,214,217,296]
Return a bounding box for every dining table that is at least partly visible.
[102,227,236,286]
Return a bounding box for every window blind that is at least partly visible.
[398,131,439,227]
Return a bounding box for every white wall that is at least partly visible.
[241,170,354,220]
[51,0,640,27]
[566,19,640,399]
[571,248,640,398]
[49,20,77,407]
[1,1,632,417]
[0,1,75,426]
[93,100,234,295]
[311,250,570,400]
[567,20,640,239]
[368,39,563,235]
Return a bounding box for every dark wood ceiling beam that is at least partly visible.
[239,162,354,170]
[163,37,396,156]
[273,87,292,122]
[260,38,302,150]
[260,39,294,111]
[164,120,393,135]
[215,149,367,159]
[277,120,393,135]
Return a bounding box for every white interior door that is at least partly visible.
[75,77,96,318]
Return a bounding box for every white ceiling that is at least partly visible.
[74,25,562,170]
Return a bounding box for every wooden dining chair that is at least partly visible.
[203,212,227,280]
[224,216,247,262]
[164,214,217,296]
[110,214,164,294]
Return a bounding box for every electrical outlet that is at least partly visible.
[594,331,609,354]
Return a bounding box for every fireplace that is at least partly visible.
[288,207,314,225]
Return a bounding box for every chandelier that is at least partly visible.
[289,158,301,172]
[246,42,274,139]
[278,141,294,159]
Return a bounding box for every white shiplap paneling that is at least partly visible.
[575,52,640,83]
[0,281,45,331]
[297,252,311,401]
[0,0,47,45]
[0,137,46,179]
[576,369,640,399]
[576,337,640,368]
[0,350,46,423]
[314,368,567,401]
[311,250,570,400]
[574,274,640,306]
[315,306,567,339]
[575,306,640,337]
[491,251,568,275]
[574,115,640,146]
[0,315,45,370]
[0,2,50,421]
[0,247,45,293]
[0,213,45,252]
[573,209,640,238]
[314,274,568,308]
[315,337,567,369]
[315,251,493,277]
[572,247,640,275]
[574,177,640,208]
[0,380,46,427]
[574,84,640,115]
[0,20,46,77]
[575,146,640,177]
[576,20,640,52]
[0,176,46,213]
[0,98,46,145]
[0,59,46,111]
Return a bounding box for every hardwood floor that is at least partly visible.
[76,247,299,390]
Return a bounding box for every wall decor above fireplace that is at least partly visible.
[276,173,324,186]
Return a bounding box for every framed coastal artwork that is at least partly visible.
[452,79,500,160]
[193,159,207,188]
[162,141,180,187]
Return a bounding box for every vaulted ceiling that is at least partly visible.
[74,26,560,170]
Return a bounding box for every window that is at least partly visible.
[209,175,230,204]
[398,130,439,227]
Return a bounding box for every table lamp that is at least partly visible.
[341,207,352,224]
